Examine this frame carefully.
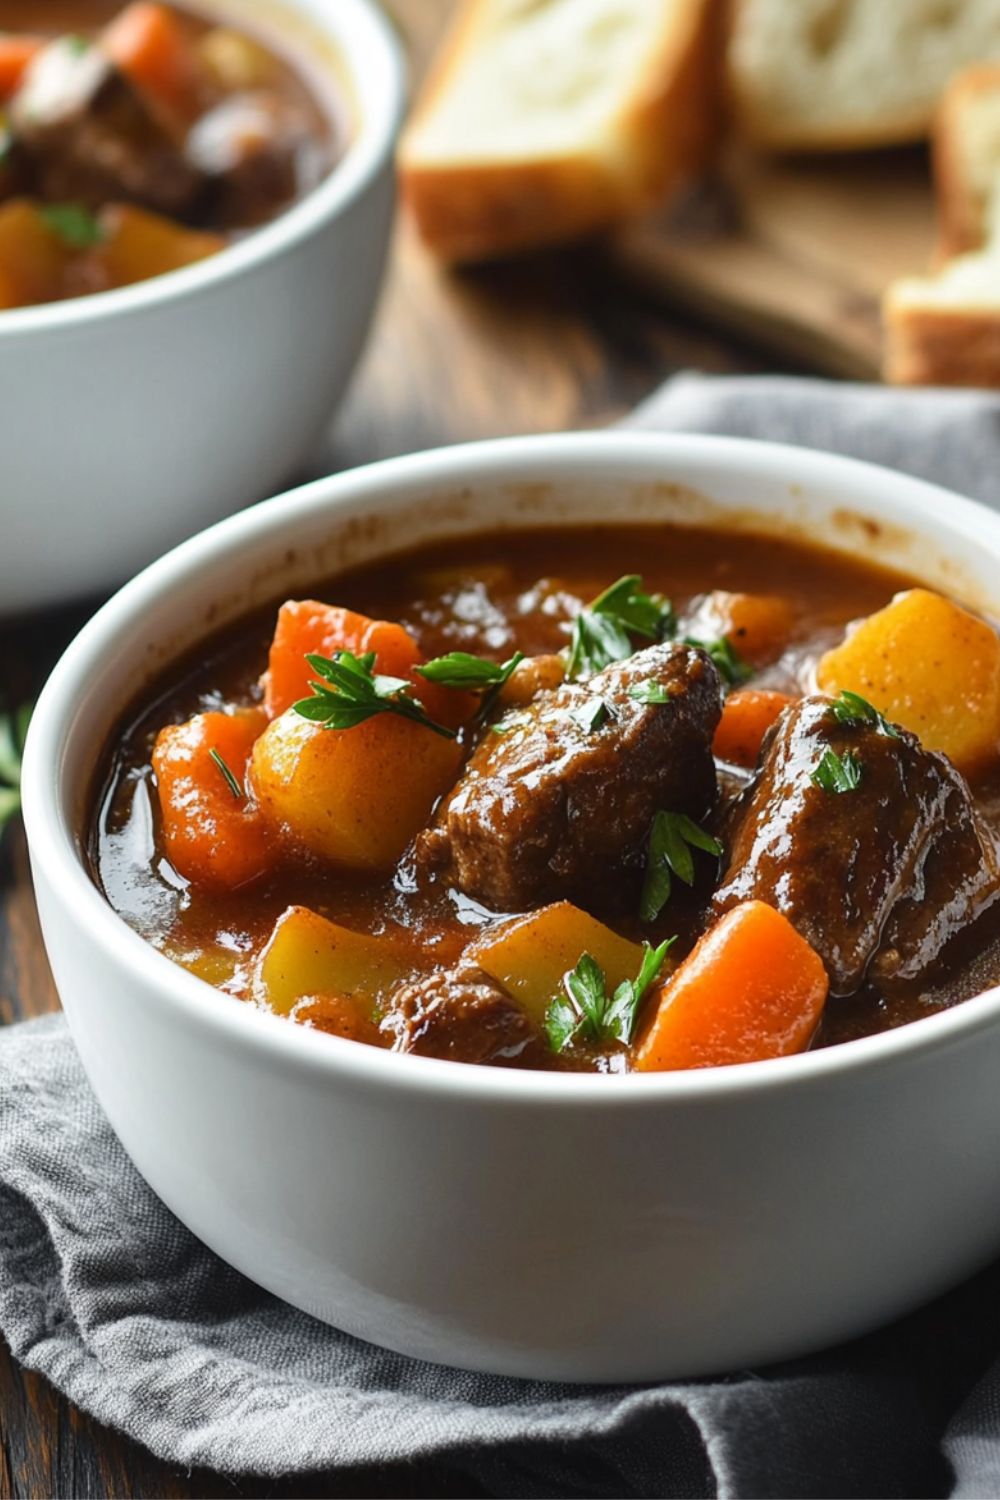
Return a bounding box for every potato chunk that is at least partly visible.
[471,901,648,1024]
[816,588,1000,773]
[256,905,415,1017]
[250,707,463,871]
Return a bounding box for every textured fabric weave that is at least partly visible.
[5,375,1000,1497]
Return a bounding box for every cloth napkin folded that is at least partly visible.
[5,375,1000,1499]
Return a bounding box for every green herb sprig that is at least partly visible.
[684,635,751,685]
[566,575,675,681]
[294,650,456,739]
[811,747,863,794]
[40,203,104,249]
[628,679,673,705]
[828,689,901,739]
[545,939,674,1053]
[415,649,524,721]
[568,695,610,733]
[209,748,244,801]
[0,704,31,841]
[640,810,722,923]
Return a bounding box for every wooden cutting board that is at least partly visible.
[613,143,939,380]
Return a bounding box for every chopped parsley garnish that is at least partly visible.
[628,679,672,705]
[294,650,456,739]
[415,649,524,721]
[828,689,901,739]
[209,748,244,801]
[0,703,31,841]
[545,939,674,1052]
[566,574,675,681]
[684,635,751,685]
[568,695,610,733]
[640,810,722,923]
[40,203,105,249]
[811,747,863,794]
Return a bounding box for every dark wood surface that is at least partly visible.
[0,5,792,1496]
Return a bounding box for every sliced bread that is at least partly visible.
[935,63,1000,257]
[398,0,719,263]
[884,253,1000,385]
[728,0,1000,152]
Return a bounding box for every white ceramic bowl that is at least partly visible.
[22,432,1000,1382]
[0,0,403,615]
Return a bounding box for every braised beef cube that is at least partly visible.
[419,642,723,913]
[715,697,1000,995]
[9,38,203,217]
[185,92,317,225]
[379,967,543,1067]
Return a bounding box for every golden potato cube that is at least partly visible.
[471,901,648,1024]
[816,588,1000,773]
[250,708,463,871]
[256,905,416,1016]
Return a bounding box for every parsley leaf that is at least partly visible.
[416,651,520,691]
[0,703,31,842]
[544,939,674,1053]
[640,810,722,923]
[628,679,672,705]
[828,689,901,738]
[684,635,751,685]
[294,650,456,739]
[415,649,524,722]
[568,695,610,733]
[40,203,105,249]
[566,575,675,680]
[209,747,244,801]
[811,747,863,794]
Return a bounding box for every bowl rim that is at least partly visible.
[0,0,405,339]
[23,429,1000,1107]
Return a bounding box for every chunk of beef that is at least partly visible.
[379,967,543,1067]
[419,643,723,913]
[185,92,318,226]
[715,697,1000,995]
[10,39,203,217]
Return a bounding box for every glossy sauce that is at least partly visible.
[88,523,1000,1065]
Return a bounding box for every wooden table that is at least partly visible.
[0,7,791,1496]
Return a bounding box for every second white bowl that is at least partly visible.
[0,0,403,615]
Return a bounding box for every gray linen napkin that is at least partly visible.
[5,375,1000,1498]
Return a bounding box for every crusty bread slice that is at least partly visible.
[398,0,718,263]
[728,0,1000,152]
[884,252,1000,385]
[935,63,1000,258]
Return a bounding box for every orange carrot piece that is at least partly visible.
[0,34,44,98]
[713,689,794,767]
[634,900,828,1072]
[262,599,470,726]
[103,3,200,114]
[152,708,271,889]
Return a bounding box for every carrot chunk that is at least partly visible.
[713,689,794,767]
[0,35,44,98]
[152,708,271,889]
[102,2,200,115]
[634,900,828,1071]
[262,600,469,726]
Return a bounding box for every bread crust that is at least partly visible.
[398,0,720,263]
[884,294,1000,387]
[934,63,1000,260]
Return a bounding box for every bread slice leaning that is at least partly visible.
[398,0,718,263]
[728,0,1000,152]
[884,64,1000,386]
